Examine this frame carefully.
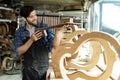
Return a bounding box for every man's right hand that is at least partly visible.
[30,30,44,42]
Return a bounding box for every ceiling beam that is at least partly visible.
[23,0,82,6]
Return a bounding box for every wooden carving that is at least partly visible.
[51,30,120,80]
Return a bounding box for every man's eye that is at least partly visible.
[28,15,36,18]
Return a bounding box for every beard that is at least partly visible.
[32,19,38,25]
[26,19,38,27]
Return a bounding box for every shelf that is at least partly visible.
[0,7,13,11]
[0,19,12,22]
[0,7,15,22]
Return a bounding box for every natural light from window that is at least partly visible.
[102,4,120,32]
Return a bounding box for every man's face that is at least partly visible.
[26,10,37,25]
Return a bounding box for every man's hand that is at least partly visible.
[30,30,44,42]
[55,24,70,33]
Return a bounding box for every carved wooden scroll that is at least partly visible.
[51,29,120,80]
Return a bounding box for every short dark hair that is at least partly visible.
[20,6,34,18]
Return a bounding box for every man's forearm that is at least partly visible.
[17,38,34,56]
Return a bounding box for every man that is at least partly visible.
[14,6,64,80]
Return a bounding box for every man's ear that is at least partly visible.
[21,17,26,21]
